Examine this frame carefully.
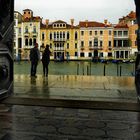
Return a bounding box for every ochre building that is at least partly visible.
[14,10,138,61]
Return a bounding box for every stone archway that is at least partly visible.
[0,0,139,101]
[0,0,14,99]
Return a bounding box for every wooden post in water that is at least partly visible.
[90,62,91,75]
[117,63,119,76]
[83,66,84,75]
[77,63,79,75]
[120,66,122,76]
[103,64,106,76]
[87,65,89,75]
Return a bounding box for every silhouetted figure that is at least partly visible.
[134,0,140,100]
[30,43,40,77]
[42,44,51,77]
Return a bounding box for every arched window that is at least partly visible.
[25,38,28,46]
[33,26,36,33]
[33,38,36,45]
[94,38,98,47]
[63,32,65,39]
[67,32,69,40]
[19,28,21,34]
[75,31,78,40]
[42,32,45,40]
[60,32,62,39]
[25,26,28,33]
[54,32,56,39]
[50,32,52,40]
[57,32,59,39]
[29,38,32,46]
[50,43,52,48]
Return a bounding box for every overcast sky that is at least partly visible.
[15,0,135,25]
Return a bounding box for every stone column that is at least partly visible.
[135,0,140,64]
[134,0,140,97]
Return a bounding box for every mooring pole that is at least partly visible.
[120,66,122,77]
[83,66,84,75]
[90,62,92,75]
[77,63,79,75]
[87,65,89,75]
[103,64,106,76]
[117,63,119,76]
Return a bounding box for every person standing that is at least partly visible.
[42,44,51,77]
[30,43,40,77]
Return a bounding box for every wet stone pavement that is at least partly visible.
[0,74,140,139]
[0,104,140,140]
[13,74,137,103]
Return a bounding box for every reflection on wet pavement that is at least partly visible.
[0,75,140,139]
[13,74,137,103]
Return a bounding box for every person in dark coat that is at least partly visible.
[30,43,40,77]
[42,44,51,77]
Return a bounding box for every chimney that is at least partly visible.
[46,19,49,27]
[23,9,33,19]
[85,20,88,27]
[71,19,74,27]
[104,19,108,25]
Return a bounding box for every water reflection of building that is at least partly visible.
[14,10,137,61]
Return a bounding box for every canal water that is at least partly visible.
[14,61,135,76]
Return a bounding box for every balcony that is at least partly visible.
[89,47,94,50]
[23,46,33,50]
[114,35,129,39]
[92,46,103,50]
[87,46,103,50]
[53,38,66,42]
[18,32,22,37]
[54,47,64,51]
[80,46,84,50]
[108,47,112,50]
[32,31,38,37]
[113,46,131,50]
[24,32,30,37]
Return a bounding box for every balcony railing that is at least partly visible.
[80,46,84,50]
[18,32,22,36]
[54,47,64,51]
[24,32,30,36]
[89,46,103,50]
[23,46,33,49]
[108,46,112,50]
[113,46,131,50]
[32,31,38,36]
[89,47,93,50]
[114,35,129,38]
[52,38,66,42]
